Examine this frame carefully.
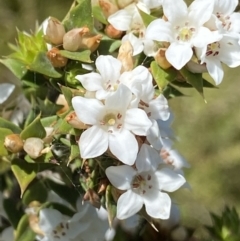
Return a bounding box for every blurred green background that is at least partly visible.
[0,0,240,238]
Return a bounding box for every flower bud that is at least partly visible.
[63,27,89,52]
[65,111,88,129]
[47,47,68,68]
[117,40,134,72]
[4,134,23,153]
[154,48,172,69]
[80,34,102,52]
[99,0,119,18]
[45,17,66,45]
[23,138,44,159]
[104,24,123,39]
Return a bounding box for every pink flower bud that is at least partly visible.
[4,134,23,153]
[99,0,119,18]
[47,47,68,67]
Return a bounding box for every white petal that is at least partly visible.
[162,0,187,23]
[79,126,108,159]
[96,55,122,83]
[117,190,143,219]
[144,191,171,219]
[105,84,132,112]
[146,120,163,151]
[145,19,173,42]
[106,165,136,190]
[75,73,103,91]
[148,94,170,120]
[205,58,224,85]
[0,83,15,104]
[39,209,62,233]
[229,13,240,33]
[214,0,238,15]
[166,42,193,70]
[72,96,104,125]
[155,168,186,192]
[109,129,138,165]
[124,108,152,135]
[189,0,214,26]
[136,144,162,172]
[108,10,132,31]
[122,33,144,56]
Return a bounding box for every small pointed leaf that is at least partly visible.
[60,50,92,63]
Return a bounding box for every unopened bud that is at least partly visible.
[117,40,134,72]
[99,0,119,18]
[43,127,54,144]
[47,47,68,68]
[154,48,172,69]
[4,134,23,153]
[65,111,88,129]
[45,17,66,45]
[104,24,123,39]
[23,138,44,159]
[63,27,89,52]
[83,189,101,209]
[80,34,102,52]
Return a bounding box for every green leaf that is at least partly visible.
[54,111,73,135]
[179,67,204,98]
[98,36,121,54]
[45,179,79,208]
[0,128,13,156]
[92,5,108,24]
[105,185,117,228]
[163,85,185,99]
[3,197,23,228]
[150,61,177,91]
[138,7,157,27]
[60,85,74,107]
[40,115,58,127]
[22,180,48,205]
[36,98,63,117]
[68,143,80,165]
[11,158,57,197]
[29,52,62,78]
[63,0,94,31]
[0,117,22,133]
[60,49,92,63]
[15,214,36,241]
[20,114,46,140]
[0,58,28,79]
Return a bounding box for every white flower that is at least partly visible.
[211,0,240,35]
[0,83,15,105]
[106,144,186,219]
[72,84,152,165]
[38,208,88,241]
[76,55,154,102]
[195,35,240,85]
[145,0,215,69]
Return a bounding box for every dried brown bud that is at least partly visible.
[4,134,23,153]
[83,189,101,209]
[47,47,68,68]
[98,179,109,194]
[45,17,66,45]
[117,40,134,72]
[63,27,89,51]
[65,111,88,129]
[23,138,44,159]
[99,0,119,18]
[154,48,172,69]
[104,24,123,39]
[80,34,102,52]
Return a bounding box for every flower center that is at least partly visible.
[101,112,123,133]
[52,222,69,238]
[131,173,153,195]
[206,42,220,57]
[175,23,195,42]
[105,81,119,92]
[216,12,231,31]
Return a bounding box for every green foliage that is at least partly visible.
[206,207,240,241]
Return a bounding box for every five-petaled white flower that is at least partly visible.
[145,0,216,70]
[106,144,186,220]
[72,84,152,165]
